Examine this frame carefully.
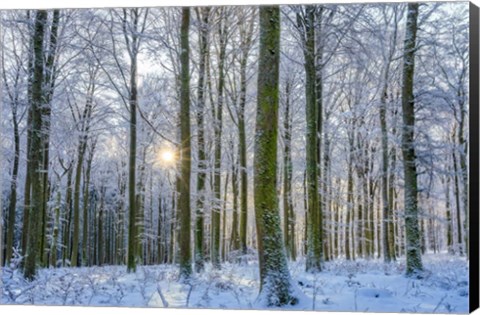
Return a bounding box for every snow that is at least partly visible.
[1,254,469,313]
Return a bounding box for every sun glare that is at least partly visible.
[161,150,174,163]
[157,148,176,167]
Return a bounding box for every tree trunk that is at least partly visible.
[221,170,229,261]
[298,5,322,272]
[23,10,47,280]
[254,6,297,306]
[49,189,61,267]
[315,5,325,263]
[21,10,34,259]
[5,100,20,265]
[178,7,192,279]
[211,8,228,269]
[380,75,393,262]
[126,9,140,273]
[238,13,253,256]
[283,78,295,261]
[194,7,209,272]
[400,3,423,276]
[97,186,105,266]
[82,141,95,266]
[71,95,93,267]
[62,163,73,266]
[230,156,240,251]
[388,109,398,260]
[452,144,463,255]
[443,174,453,253]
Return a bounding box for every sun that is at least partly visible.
[161,150,175,163]
[156,148,176,167]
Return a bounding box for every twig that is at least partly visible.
[156,284,169,307]
[433,294,448,313]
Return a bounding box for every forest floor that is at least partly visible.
[1,253,469,312]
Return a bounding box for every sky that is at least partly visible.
[0,1,478,315]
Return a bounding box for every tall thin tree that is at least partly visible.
[254,6,298,306]
[178,7,192,279]
[400,3,423,276]
[23,10,48,280]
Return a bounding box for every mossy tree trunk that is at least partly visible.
[254,6,298,306]
[23,10,47,280]
[297,5,322,272]
[400,3,423,277]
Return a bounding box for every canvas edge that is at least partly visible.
[469,1,480,314]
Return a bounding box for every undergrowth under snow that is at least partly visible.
[1,254,469,313]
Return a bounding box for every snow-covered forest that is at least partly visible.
[1,2,471,312]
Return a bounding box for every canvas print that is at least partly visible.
[0,1,476,313]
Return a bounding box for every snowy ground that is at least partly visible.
[1,254,469,313]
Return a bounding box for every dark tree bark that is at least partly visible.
[39,9,60,267]
[254,6,298,306]
[23,10,48,280]
[3,56,22,266]
[283,78,295,260]
[400,3,423,276]
[297,5,322,272]
[21,10,34,259]
[123,8,147,273]
[178,7,192,279]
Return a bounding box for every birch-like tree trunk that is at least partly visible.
[194,7,210,272]
[211,8,228,269]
